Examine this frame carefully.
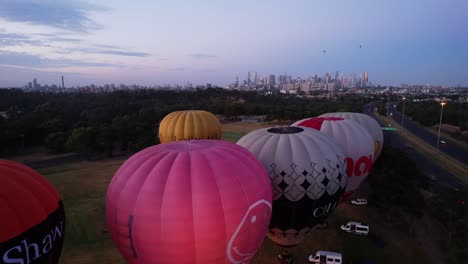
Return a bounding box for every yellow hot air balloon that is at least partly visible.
[158,110,222,143]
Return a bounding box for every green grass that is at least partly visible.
[222,132,245,142]
[38,159,127,264]
[33,158,433,264]
[342,233,389,263]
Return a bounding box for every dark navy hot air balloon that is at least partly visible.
[0,160,65,264]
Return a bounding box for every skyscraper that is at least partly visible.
[324,73,330,84]
[248,71,257,85]
[268,74,276,86]
[363,72,369,86]
[33,78,37,89]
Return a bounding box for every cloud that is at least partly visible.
[0,31,46,46]
[93,44,123,49]
[0,51,118,68]
[89,49,150,57]
[190,53,218,59]
[0,0,107,32]
[58,47,151,57]
[168,67,186,71]
[47,37,82,43]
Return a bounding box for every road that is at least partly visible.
[387,103,468,165]
[364,104,467,192]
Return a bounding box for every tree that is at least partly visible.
[45,132,67,154]
[65,127,98,159]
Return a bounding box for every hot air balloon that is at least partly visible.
[292,117,374,201]
[319,112,384,160]
[158,110,222,143]
[0,160,65,264]
[106,140,272,264]
[237,127,347,247]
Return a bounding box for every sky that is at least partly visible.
[0,0,467,87]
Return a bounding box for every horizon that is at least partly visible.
[1,0,468,87]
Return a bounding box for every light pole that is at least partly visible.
[436,102,447,151]
[386,96,390,116]
[379,97,383,115]
[401,97,406,127]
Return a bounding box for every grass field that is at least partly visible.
[39,158,432,263]
[30,121,434,263]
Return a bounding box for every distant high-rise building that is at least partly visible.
[33,78,37,89]
[268,74,275,86]
[285,83,295,92]
[363,72,369,86]
[278,74,286,85]
[235,76,239,87]
[300,83,311,93]
[324,73,330,84]
[248,71,257,85]
[28,82,32,89]
[61,76,65,88]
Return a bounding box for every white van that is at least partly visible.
[308,251,342,263]
[340,221,369,235]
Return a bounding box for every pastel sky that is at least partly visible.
[0,0,467,87]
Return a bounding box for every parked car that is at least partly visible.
[308,251,342,263]
[341,221,369,235]
[351,198,368,206]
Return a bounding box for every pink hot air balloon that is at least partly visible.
[292,117,374,201]
[106,140,272,264]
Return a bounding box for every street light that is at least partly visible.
[401,97,406,127]
[386,96,390,116]
[436,102,447,151]
[379,97,383,114]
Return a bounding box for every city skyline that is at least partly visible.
[21,70,371,90]
[1,0,468,87]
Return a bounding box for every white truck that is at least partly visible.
[340,221,369,235]
[308,251,342,263]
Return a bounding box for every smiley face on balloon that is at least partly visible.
[227,199,272,264]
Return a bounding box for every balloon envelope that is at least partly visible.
[319,112,384,160]
[0,160,65,264]
[158,110,222,143]
[106,140,272,264]
[292,117,374,201]
[237,127,347,247]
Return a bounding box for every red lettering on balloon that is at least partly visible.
[346,157,354,178]
[354,156,370,176]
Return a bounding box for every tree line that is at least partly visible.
[0,88,362,157]
[397,100,467,130]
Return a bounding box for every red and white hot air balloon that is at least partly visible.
[319,112,384,160]
[292,117,374,201]
[106,140,272,264]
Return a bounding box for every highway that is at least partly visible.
[387,103,468,165]
[363,104,467,192]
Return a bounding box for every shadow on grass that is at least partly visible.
[342,233,388,264]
